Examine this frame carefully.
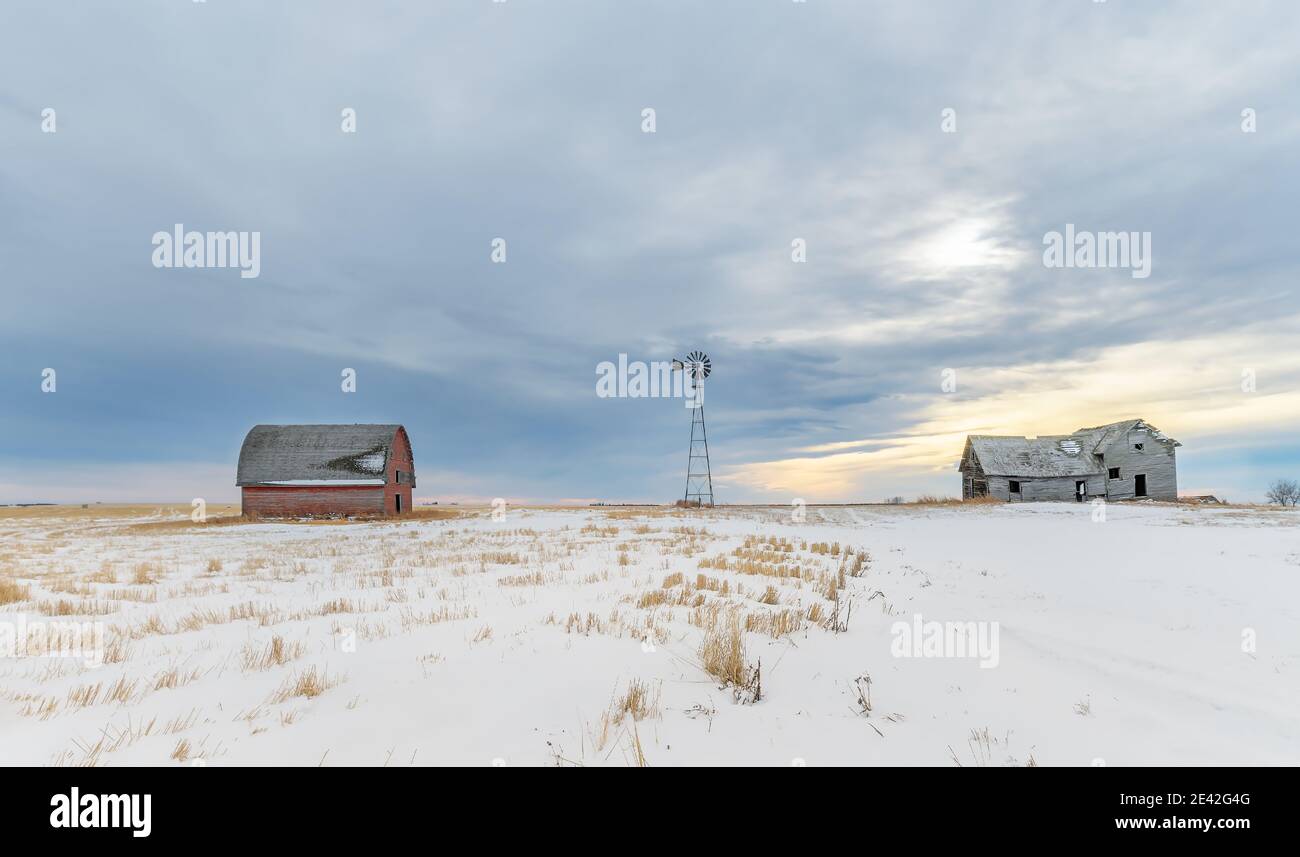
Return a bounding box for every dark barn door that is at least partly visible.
[1075,480,1087,501]
[1134,474,1147,497]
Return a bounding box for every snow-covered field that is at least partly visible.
[1,502,1297,766]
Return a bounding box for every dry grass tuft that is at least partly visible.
[397,605,477,630]
[128,614,168,639]
[241,635,305,671]
[912,494,1002,506]
[498,571,547,587]
[40,598,116,616]
[592,678,662,751]
[546,611,618,636]
[105,675,139,704]
[269,665,340,703]
[132,562,163,585]
[699,619,762,702]
[170,738,193,762]
[153,667,203,691]
[103,635,132,665]
[612,678,660,723]
[66,682,103,708]
[745,607,804,638]
[0,578,32,604]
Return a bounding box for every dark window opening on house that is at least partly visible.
[1009,481,1020,493]
[1134,474,1147,497]
[1133,442,1144,451]
[1108,467,1120,479]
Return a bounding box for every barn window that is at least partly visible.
[1133,442,1144,451]
[1009,480,1021,493]
[1108,467,1120,479]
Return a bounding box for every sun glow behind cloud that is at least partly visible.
[894,211,1027,280]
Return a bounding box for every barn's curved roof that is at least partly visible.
[236,424,409,486]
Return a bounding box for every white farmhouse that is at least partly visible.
[959,419,1179,502]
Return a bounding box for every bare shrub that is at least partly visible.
[1266,479,1300,506]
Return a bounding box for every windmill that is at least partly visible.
[672,351,714,507]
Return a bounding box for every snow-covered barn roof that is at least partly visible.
[962,419,1178,478]
[236,424,408,486]
[964,435,1102,477]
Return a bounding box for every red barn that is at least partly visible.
[236,424,415,517]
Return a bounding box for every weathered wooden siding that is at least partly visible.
[385,427,414,515]
[960,440,987,499]
[960,420,1178,503]
[241,486,386,518]
[987,474,1105,502]
[1099,428,1177,500]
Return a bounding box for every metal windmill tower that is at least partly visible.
[673,351,714,507]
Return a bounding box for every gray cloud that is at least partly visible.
[2,1,1297,503]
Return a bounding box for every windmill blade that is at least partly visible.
[684,350,712,380]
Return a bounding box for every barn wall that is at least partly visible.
[1012,475,1105,502]
[385,427,414,514]
[970,474,1106,501]
[959,448,987,499]
[241,486,386,518]
[984,476,1011,500]
[1099,430,1177,500]
[961,423,1178,504]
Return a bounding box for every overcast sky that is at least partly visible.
[2,1,1298,504]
